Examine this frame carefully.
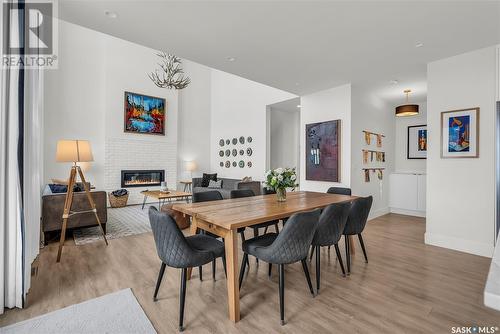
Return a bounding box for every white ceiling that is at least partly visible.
[59,1,500,104]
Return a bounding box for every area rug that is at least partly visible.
[0,289,156,334]
[73,205,152,245]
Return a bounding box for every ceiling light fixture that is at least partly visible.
[415,42,424,48]
[104,10,117,18]
[395,89,419,117]
[226,57,236,62]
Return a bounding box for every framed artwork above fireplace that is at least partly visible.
[124,91,166,135]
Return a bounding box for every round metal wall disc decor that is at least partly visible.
[220,161,224,167]
[232,161,237,167]
[247,136,252,143]
[246,147,253,156]
[232,138,238,145]
[226,139,230,145]
[239,149,244,155]
[219,150,224,157]
[219,139,224,147]
[239,160,245,168]
[247,161,252,167]
[232,149,237,156]
[225,149,230,157]
[239,136,245,144]
[225,161,230,168]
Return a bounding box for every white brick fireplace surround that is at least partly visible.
[105,137,177,205]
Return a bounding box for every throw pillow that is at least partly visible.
[201,173,217,187]
[207,179,222,189]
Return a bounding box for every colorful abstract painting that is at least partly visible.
[305,120,341,182]
[124,92,165,135]
[441,108,479,158]
[407,125,427,159]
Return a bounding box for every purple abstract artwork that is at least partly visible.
[305,120,340,182]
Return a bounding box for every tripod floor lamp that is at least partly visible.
[55,140,108,262]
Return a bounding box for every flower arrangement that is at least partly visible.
[264,167,298,201]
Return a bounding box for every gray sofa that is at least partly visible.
[192,177,262,199]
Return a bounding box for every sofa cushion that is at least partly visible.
[208,180,222,189]
[201,173,217,187]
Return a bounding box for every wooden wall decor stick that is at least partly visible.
[364,169,370,182]
[376,134,383,147]
[56,165,108,262]
[364,131,371,145]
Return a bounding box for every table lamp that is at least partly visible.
[184,160,197,179]
[55,140,107,262]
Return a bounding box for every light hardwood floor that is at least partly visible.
[1,213,499,333]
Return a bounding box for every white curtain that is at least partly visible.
[0,1,25,313]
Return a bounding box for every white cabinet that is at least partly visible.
[389,173,426,217]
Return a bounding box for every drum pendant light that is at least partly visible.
[395,89,419,117]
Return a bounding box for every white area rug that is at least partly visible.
[73,205,152,245]
[0,289,156,334]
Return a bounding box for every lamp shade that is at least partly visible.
[395,104,419,117]
[184,160,197,172]
[56,140,94,163]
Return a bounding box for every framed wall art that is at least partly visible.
[124,91,165,135]
[441,108,479,158]
[305,119,341,182]
[407,125,427,159]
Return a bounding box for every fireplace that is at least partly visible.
[121,170,165,188]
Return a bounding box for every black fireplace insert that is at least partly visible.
[121,170,165,188]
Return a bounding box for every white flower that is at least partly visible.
[278,174,283,181]
[291,175,296,181]
[274,168,283,174]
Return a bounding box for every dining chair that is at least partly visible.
[311,202,351,291]
[192,190,225,281]
[343,196,373,274]
[239,209,320,325]
[326,187,352,196]
[148,207,226,331]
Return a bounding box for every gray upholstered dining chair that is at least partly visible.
[239,209,321,325]
[311,202,351,291]
[192,190,225,281]
[343,196,373,274]
[326,187,352,196]
[148,207,225,332]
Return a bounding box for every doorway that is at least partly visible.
[266,97,301,176]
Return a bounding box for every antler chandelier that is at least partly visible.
[148,52,191,89]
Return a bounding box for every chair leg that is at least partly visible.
[301,258,315,297]
[222,255,227,278]
[345,235,351,274]
[212,259,216,281]
[309,245,315,261]
[153,262,166,301]
[198,266,203,281]
[315,245,321,291]
[253,228,259,264]
[274,223,279,233]
[268,263,272,278]
[334,244,346,277]
[279,264,285,326]
[179,268,187,332]
[239,253,248,290]
[263,226,268,234]
[358,233,368,263]
[239,232,250,268]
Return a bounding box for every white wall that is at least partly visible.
[426,46,497,257]
[210,70,296,180]
[351,85,395,218]
[300,84,351,192]
[394,102,427,173]
[269,108,300,171]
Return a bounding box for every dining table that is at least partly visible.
[172,190,357,323]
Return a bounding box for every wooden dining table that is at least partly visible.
[172,190,357,323]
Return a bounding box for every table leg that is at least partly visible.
[224,228,240,322]
[349,235,356,255]
[187,217,199,280]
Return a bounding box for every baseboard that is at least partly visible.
[369,207,390,220]
[389,208,426,218]
[425,232,494,258]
